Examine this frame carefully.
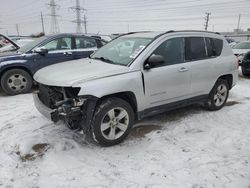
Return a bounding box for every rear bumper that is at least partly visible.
[33,93,59,122]
[242,60,250,72]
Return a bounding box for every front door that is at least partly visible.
[143,37,191,108]
[33,37,74,70]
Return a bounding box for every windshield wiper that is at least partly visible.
[92,56,114,64]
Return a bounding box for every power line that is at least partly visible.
[204,12,211,31]
[69,0,86,33]
[16,24,20,36]
[47,0,60,34]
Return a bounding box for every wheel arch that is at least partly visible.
[99,91,138,119]
[217,74,233,89]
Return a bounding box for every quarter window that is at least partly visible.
[185,37,206,61]
[75,37,97,49]
[152,37,185,67]
[212,38,223,56]
[43,37,72,51]
[205,37,223,57]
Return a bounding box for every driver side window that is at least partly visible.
[152,37,185,67]
[42,37,72,51]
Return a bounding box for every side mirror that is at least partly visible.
[144,55,165,70]
[33,47,48,54]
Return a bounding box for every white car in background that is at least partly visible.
[0,38,34,53]
[232,41,250,63]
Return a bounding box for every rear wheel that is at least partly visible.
[85,97,134,146]
[1,69,33,95]
[205,79,229,111]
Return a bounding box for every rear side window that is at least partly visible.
[212,38,223,56]
[185,37,206,61]
[75,37,97,49]
[205,38,223,57]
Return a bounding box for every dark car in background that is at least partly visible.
[241,51,250,76]
[0,33,107,95]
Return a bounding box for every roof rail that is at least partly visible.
[153,30,221,39]
[114,31,152,39]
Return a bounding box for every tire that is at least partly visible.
[205,79,229,111]
[0,69,33,95]
[85,97,135,146]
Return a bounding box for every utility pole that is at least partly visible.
[47,0,60,34]
[204,12,211,31]
[83,14,87,33]
[70,0,86,33]
[41,12,45,34]
[16,24,20,36]
[237,14,241,33]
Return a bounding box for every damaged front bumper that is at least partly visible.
[33,91,98,130]
[33,93,59,122]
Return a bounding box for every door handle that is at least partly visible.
[178,67,189,72]
[63,52,73,56]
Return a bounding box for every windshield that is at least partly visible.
[233,42,250,49]
[18,36,48,53]
[91,37,152,66]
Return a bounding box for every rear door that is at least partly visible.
[187,37,223,95]
[143,37,191,108]
[72,36,98,59]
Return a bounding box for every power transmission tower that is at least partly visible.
[83,14,87,33]
[204,12,211,31]
[41,12,45,34]
[16,24,20,36]
[47,0,60,34]
[70,0,86,33]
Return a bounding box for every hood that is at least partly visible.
[34,58,129,87]
[0,51,20,58]
[232,49,250,55]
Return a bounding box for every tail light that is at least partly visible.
[236,57,240,69]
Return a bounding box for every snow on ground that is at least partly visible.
[0,72,250,188]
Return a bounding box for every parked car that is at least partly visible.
[241,51,250,76]
[33,30,238,146]
[0,34,20,52]
[0,38,35,53]
[0,33,107,95]
[232,41,250,64]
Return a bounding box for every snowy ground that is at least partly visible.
[0,71,250,188]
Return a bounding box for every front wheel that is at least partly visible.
[1,69,33,95]
[86,97,135,146]
[205,79,229,111]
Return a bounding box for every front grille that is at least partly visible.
[38,84,64,109]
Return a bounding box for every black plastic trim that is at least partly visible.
[137,94,208,120]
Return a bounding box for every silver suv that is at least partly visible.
[33,31,238,146]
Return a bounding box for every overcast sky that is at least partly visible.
[0,0,250,36]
